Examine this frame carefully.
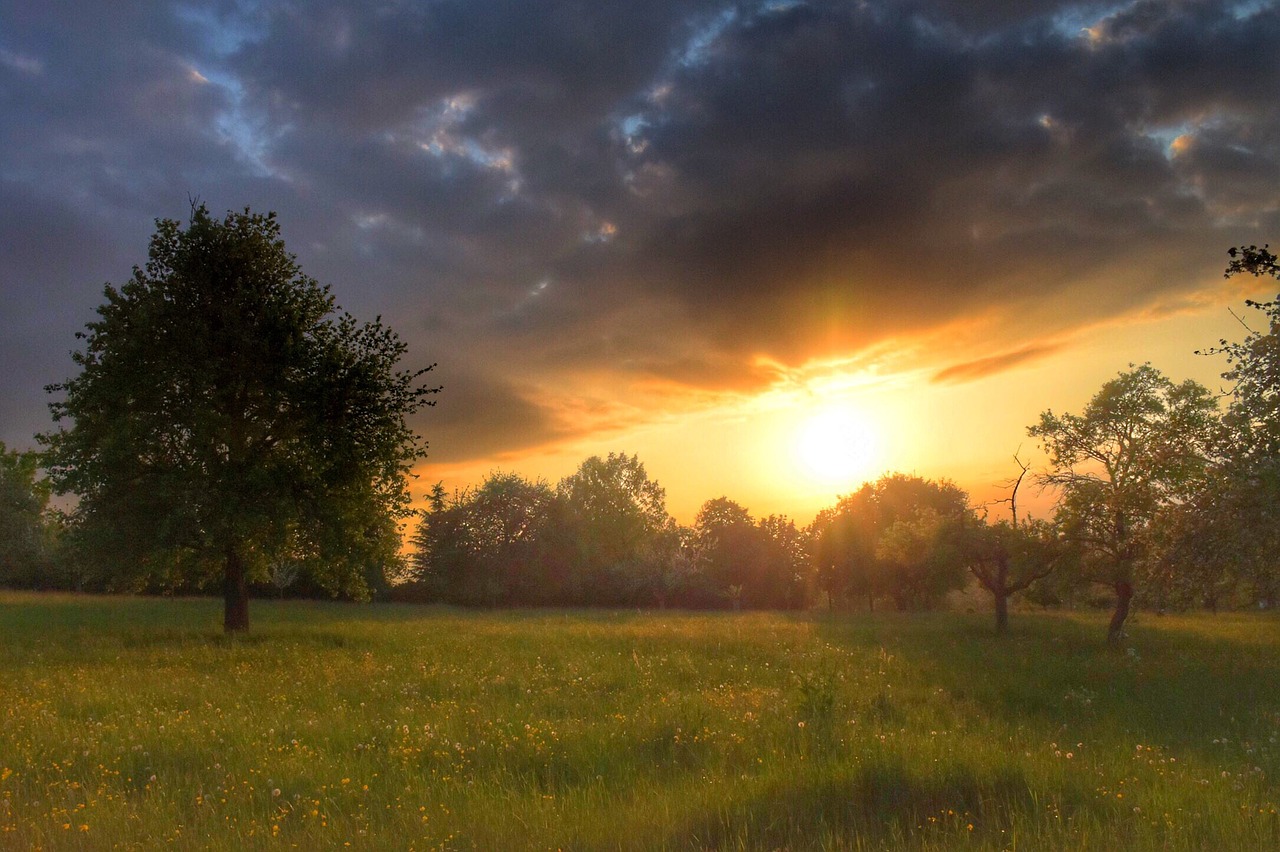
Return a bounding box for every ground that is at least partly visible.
[0,592,1276,849]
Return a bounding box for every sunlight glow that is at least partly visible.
[793,404,882,487]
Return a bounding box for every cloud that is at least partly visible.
[931,342,1068,384]
[410,367,568,463]
[1,0,1279,463]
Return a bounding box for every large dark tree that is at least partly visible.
[1029,365,1218,643]
[41,205,437,631]
[693,497,762,608]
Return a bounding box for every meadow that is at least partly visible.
[0,593,1276,850]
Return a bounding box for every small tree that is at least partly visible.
[41,205,438,631]
[1029,364,1219,643]
[964,458,1061,634]
[269,562,300,599]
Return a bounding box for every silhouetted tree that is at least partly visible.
[1029,364,1219,643]
[41,205,437,631]
[557,453,672,605]
[693,497,761,607]
[0,442,57,588]
[809,474,969,611]
[1151,244,1280,610]
[963,458,1062,633]
[757,514,809,609]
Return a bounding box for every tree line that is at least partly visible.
[1,205,1278,638]
[401,245,1280,639]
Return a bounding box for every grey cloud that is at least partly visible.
[2,0,1279,464]
[421,367,571,463]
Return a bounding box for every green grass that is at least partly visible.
[0,593,1276,850]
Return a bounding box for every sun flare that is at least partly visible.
[793,404,882,487]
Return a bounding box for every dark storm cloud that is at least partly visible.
[421,367,569,463]
[2,0,1279,459]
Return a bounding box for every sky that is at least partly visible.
[2,0,1279,525]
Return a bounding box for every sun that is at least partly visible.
[793,404,882,487]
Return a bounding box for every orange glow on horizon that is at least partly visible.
[414,283,1274,531]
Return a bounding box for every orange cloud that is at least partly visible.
[931,343,1068,385]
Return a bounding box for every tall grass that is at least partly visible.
[0,592,1276,849]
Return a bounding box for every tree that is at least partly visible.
[1151,243,1280,611]
[411,473,562,606]
[757,514,809,609]
[1219,244,1280,457]
[963,458,1062,634]
[557,453,672,605]
[41,205,437,631]
[0,442,56,588]
[628,519,690,609]
[1028,364,1219,643]
[809,473,969,611]
[693,497,762,608]
[1142,481,1248,612]
[876,507,967,611]
[808,498,880,610]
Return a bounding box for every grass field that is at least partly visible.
[0,593,1276,850]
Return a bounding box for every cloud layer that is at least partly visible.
[2,0,1278,461]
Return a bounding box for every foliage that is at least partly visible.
[808,474,970,612]
[408,459,810,611]
[876,507,966,611]
[1141,245,1280,612]
[411,473,568,606]
[1219,244,1280,458]
[1029,364,1220,641]
[40,205,437,630]
[809,497,880,610]
[757,513,810,609]
[692,496,757,603]
[0,443,57,588]
[686,500,808,609]
[556,453,673,606]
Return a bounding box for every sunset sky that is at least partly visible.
[3,1,1279,524]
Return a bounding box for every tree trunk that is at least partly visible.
[867,592,874,613]
[994,591,1009,635]
[1107,580,1133,645]
[224,546,250,633]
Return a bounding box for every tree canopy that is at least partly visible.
[1029,364,1219,642]
[41,205,438,631]
[808,473,970,612]
[0,442,57,589]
